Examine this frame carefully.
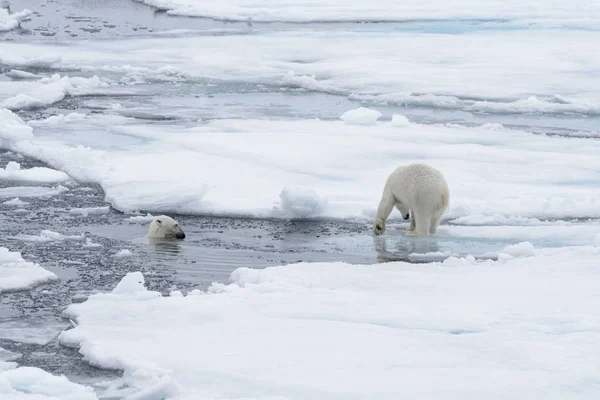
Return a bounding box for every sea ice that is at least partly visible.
[390,114,411,127]
[0,7,30,32]
[68,206,110,217]
[340,107,382,125]
[2,197,28,206]
[0,247,56,293]
[276,187,327,218]
[0,185,68,198]
[0,362,98,400]
[131,0,600,24]
[0,75,109,111]
[0,161,70,183]
[1,110,600,224]
[11,230,85,243]
[60,246,600,399]
[114,249,133,257]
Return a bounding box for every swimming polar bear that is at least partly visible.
[373,163,449,237]
[147,215,186,239]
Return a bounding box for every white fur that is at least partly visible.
[373,163,449,237]
[147,215,186,239]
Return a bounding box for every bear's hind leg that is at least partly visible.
[406,213,416,232]
[429,215,441,234]
[405,209,430,237]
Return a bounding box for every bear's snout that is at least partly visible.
[176,232,185,239]
[403,213,410,220]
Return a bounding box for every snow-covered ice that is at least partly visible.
[2,109,600,224]
[0,247,56,293]
[0,360,98,400]
[0,161,69,183]
[61,246,600,399]
[1,29,600,115]
[0,74,109,111]
[131,0,600,24]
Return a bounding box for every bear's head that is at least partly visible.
[147,215,185,239]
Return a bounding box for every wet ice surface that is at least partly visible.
[2,0,600,398]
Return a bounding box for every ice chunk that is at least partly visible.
[126,213,155,223]
[0,74,109,111]
[11,230,85,243]
[0,109,34,143]
[390,114,410,127]
[2,197,28,206]
[0,8,31,32]
[0,161,70,183]
[501,241,536,257]
[111,271,146,295]
[4,69,44,80]
[340,107,381,125]
[0,185,68,198]
[0,247,56,293]
[68,206,110,217]
[277,187,327,218]
[82,238,102,248]
[114,249,133,257]
[0,365,97,400]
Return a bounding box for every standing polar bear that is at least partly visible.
[373,164,449,237]
[147,215,186,239]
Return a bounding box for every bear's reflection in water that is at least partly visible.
[148,238,183,255]
[373,234,442,263]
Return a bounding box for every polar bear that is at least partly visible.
[373,163,449,237]
[147,215,186,239]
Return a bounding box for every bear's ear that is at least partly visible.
[157,219,162,224]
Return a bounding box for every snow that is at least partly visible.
[0,161,70,183]
[340,107,381,125]
[68,206,110,217]
[0,363,98,400]
[11,230,85,243]
[0,247,56,293]
[0,8,31,32]
[131,0,600,24]
[114,249,133,257]
[61,245,600,399]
